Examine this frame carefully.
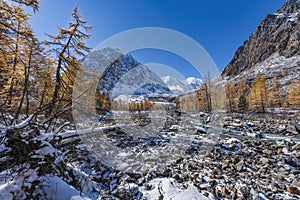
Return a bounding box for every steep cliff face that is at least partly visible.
[222,0,300,77]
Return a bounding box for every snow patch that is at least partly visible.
[140,178,208,200]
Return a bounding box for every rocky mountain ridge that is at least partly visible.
[84,48,204,98]
[84,48,171,98]
[222,0,300,78]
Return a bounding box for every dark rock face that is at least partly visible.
[222,0,300,77]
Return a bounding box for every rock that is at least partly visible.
[282,147,289,155]
[234,119,241,123]
[196,127,208,134]
[141,168,149,176]
[205,116,211,124]
[231,157,239,165]
[199,183,211,189]
[232,187,237,195]
[295,124,300,134]
[269,183,278,192]
[240,186,251,197]
[292,143,300,150]
[199,112,208,117]
[246,122,255,127]
[232,122,241,127]
[292,179,300,187]
[287,186,300,195]
[235,160,245,172]
[284,157,299,167]
[263,149,273,155]
[259,168,267,173]
[214,168,222,175]
[169,125,181,132]
[259,157,269,165]
[246,131,264,138]
[222,187,230,195]
[144,184,154,191]
[278,125,287,133]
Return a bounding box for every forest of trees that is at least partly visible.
[193,74,300,113]
[0,0,92,128]
[1,0,299,125]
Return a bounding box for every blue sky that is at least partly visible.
[29,0,286,78]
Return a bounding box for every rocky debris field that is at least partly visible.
[60,110,300,200]
[95,136,300,199]
[168,137,300,199]
[69,131,300,199]
[1,111,300,199]
[212,111,300,137]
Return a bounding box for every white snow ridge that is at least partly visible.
[162,76,202,94]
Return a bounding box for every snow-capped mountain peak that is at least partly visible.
[161,76,202,94]
[186,77,203,89]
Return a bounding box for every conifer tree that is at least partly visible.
[287,81,300,108]
[197,73,212,113]
[248,74,268,112]
[225,82,236,113]
[238,95,247,113]
[269,77,283,108]
[0,0,45,121]
[102,92,111,111]
[45,5,91,114]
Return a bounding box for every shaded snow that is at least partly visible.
[43,176,91,200]
[140,178,209,200]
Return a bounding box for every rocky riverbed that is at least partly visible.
[1,111,299,199]
[102,136,300,199]
[104,111,300,199]
[60,111,299,199]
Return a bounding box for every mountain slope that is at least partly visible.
[84,48,171,97]
[222,0,300,77]
[186,77,203,90]
[161,76,202,94]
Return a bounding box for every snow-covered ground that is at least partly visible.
[1,111,300,199]
[140,178,210,200]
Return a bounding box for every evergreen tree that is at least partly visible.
[238,95,247,113]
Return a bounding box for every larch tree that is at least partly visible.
[225,82,236,113]
[0,2,30,108]
[248,74,268,112]
[238,95,247,113]
[0,0,46,122]
[14,37,46,119]
[117,98,125,110]
[45,5,91,115]
[197,73,212,113]
[102,92,111,111]
[37,58,56,111]
[269,77,283,108]
[236,78,249,113]
[237,78,249,97]
[287,81,300,108]
[11,0,39,12]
